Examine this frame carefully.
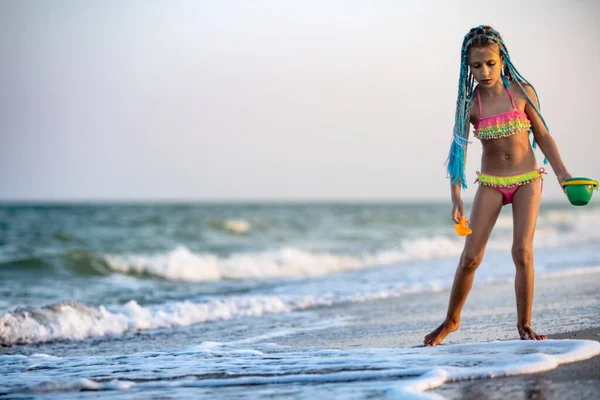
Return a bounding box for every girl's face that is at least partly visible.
[468,45,502,88]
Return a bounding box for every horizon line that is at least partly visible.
[0,197,571,205]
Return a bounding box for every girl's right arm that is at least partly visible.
[450,97,477,224]
[450,181,465,224]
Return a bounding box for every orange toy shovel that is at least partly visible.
[454,217,472,236]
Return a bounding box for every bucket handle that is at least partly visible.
[561,180,599,190]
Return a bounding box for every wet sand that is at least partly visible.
[433,327,600,399]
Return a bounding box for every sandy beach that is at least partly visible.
[275,268,600,350]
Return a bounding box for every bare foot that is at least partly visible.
[517,324,547,341]
[424,320,460,347]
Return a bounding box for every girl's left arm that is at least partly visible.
[522,84,572,185]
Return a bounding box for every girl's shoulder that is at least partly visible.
[509,81,535,98]
[508,81,538,108]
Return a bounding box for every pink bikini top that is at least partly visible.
[473,87,531,140]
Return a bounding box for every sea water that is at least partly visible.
[1,202,599,398]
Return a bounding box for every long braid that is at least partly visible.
[446,31,478,188]
[446,26,548,189]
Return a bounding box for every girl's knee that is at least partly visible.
[512,245,533,268]
[460,251,484,272]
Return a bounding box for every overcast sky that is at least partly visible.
[1,0,599,202]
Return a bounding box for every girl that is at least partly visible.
[424,25,572,347]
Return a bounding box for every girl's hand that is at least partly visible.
[451,199,466,224]
[557,172,573,193]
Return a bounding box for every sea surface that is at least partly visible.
[1,202,599,398]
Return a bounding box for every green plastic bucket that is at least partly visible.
[562,177,599,206]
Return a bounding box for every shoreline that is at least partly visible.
[271,270,600,398]
[432,326,600,399]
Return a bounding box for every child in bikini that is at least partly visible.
[424,25,572,347]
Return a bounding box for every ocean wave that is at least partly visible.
[2,262,599,346]
[0,251,110,276]
[0,256,51,270]
[0,277,446,346]
[99,215,600,281]
[102,238,465,282]
[535,207,600,241]
[87,207,600,283]
[209,219,251,235]
[0,298,292,345]
[539,266,600,278]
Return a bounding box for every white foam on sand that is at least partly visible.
[1,340,598,399]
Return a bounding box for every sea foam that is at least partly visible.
[1,340,598,399]
[0,267,448,345]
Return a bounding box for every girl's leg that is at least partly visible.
[511,179,547,340]
[424,185,503,346]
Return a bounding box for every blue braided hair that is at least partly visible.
[446,25,548,189]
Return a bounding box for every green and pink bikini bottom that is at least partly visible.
[475,168,547,205]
